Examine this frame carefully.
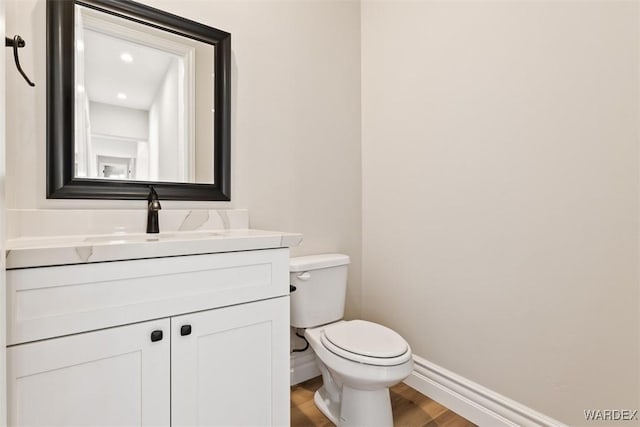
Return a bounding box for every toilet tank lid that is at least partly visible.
[289,254,350,272]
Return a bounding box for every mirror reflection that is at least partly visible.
[74,4,215,184]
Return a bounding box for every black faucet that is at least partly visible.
[147,186,161,234]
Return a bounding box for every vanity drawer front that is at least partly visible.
[7,248,289,345]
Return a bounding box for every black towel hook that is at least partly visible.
[5,35,35,87]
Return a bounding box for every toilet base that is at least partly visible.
[314,384,393,427]
[339,385,393,427]
[314,387,340,425]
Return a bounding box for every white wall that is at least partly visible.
[5,0,362,317]
[361,2,639,426]
[89,101,148,141]
[149,59,180,182]
[0,0,7,422]
[5,0,42,211]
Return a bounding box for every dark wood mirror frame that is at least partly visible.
[47,0,231,200]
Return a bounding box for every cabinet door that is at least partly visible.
[7,319,170,427]
[172,297,290,427]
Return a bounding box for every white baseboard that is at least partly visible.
[290,349,320,386]
[404,355,567,427]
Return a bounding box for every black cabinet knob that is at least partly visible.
[180,325,192,336]
[150,330,163,342]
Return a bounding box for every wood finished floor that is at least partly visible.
[291,376,477,427]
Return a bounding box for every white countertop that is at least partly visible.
[6,229,303,269]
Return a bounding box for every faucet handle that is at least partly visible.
[148,186,162,210]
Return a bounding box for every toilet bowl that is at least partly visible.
[290,254,414,427]
[305,321,413,426]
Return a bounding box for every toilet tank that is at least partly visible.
[289,254,350,329]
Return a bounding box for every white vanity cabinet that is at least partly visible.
[8,319,171,426]
[6,247,291,427]
[172,297,289,426]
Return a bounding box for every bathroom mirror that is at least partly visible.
[47,0,231,200]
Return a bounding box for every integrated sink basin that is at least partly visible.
[84,231,224,244]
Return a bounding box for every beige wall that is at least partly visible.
[361,1,639,425]
[5,0,362,316]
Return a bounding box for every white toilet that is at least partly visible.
[290,254,413,427]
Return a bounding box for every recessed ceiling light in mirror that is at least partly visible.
[117,92,127,100]
[120,52,133,63]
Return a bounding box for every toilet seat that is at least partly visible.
[320,320,412,366]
